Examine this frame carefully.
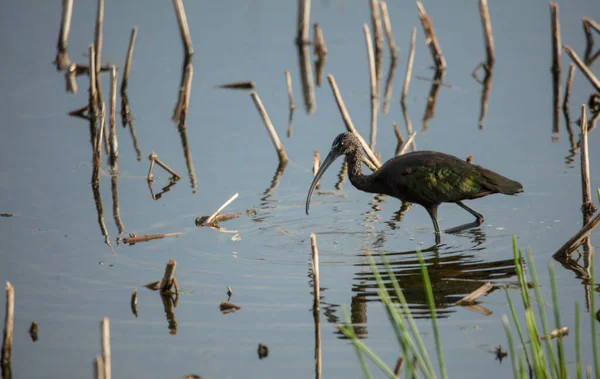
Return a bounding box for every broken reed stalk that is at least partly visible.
[393,122,404,145]
[580,105,596,224]
[364,25,379,150]
[326,74,381,169]
[401,27,417,105]
[563,64,576,118]
[416,1,446,71]
[379,1,398,60]
[250,92,289,163]
[121,27,137,97]
[296,0,311,45]
[89,45,98,118]
[55,0,74,70]
[111,176,124,234]
[101,317,111,379]
[564,46,600,92]
[122,232,182,245]
[455,282,492,305]
[285,70,295,138]
[479,0,495,69]
[313,24,328,58]
[313,151,321,190]
[109,66,118,171]
[550,2,562,135]
[382,49,397,115]
[583,17,600,65]
[160,259,177,292]
[398,132,416,156]
[147,152,181,181]
[310,234,320,311]
[95,356,104,379]
[370,0,384,94]
[94,0,104,75]
[1,282,14,371]
[92,104,106,186]
[203,193,239,226]
[552,211,600,258]
[172,0,194,57]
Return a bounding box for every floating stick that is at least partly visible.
[455,282,492,305]
[564,46,600,92]
[55,0,74,70]
[416,2,446,70]
[109,66,118,171]
[370,0,384,93]
[580,105,596,224]
[101,317,111,379]
[310,234,320,311]
[364,25,379,150]
[327,75,381,169]
[401,28,417,105]
[122,232,182,245]
[250,92,289,163]
[1,282,14,378]
[202,193,239,226]
[285,70,296,138]
[215,81,255,90]
[172,0,194,57]
[380,1,398,60]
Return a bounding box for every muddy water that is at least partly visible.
[1,0,600,378]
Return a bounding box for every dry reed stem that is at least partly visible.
[172,0,194,57]
[416,2,446,70]
[160,259,177,292]
[203,193,239,226]
[398,132,416,156]
[564,45,600,92]
[552,211,600,258]
[455,282,492,305]
[326,74,381,169]
[89,45,98,118]
[313,151,321,190]
[379,1,398,60]
[563,64,576,115]
[393,122,403,145]
[121,27,137,96]
[382,50,397,115]
[580,104,596,224]
[101,317,111,379]
[285,70,295,138]
[109,66,118,171]
[364,25,379,150]
[310,234,320,311]
[110,176,124,234]
[550,2,562,134]
[1,282,14,370]
[250,92,289,163]
[394,356,405,377]
[370,0,384,93]
[55,0,74,70]
[401,28,417,105]
[479,0,495,69]
[94,0,104,74]
[95,356,105,379]
[313,24,328,58]
[92,104,105,186]
[296,0,311,44]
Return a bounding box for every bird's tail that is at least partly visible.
[476,165,524,195]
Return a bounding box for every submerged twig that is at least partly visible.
[250,92,289,163]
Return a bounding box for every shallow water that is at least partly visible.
[1,0,600,378]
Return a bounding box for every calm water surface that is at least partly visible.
[1,1,600,378]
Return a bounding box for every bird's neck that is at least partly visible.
[346,153,376,193]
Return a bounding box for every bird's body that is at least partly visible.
[306,132,523,242]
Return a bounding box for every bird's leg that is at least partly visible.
[444,201,485,234]
[425,205,441,244]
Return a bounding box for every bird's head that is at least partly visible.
[305,132,361,215]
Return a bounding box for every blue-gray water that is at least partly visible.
[1,0,600,378]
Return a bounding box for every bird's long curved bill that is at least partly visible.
[305,149,341,215]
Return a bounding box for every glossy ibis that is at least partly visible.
[306,132,523,242]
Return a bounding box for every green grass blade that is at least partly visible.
[512,236,530,308]
[417,251,447,379]
[381,255,435,378]
[504,286,532,369]
[526,249,559,376]
[340,307,372,379]
[548,262,566,378]
[502,314,519,378]
[576,301,581,379]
